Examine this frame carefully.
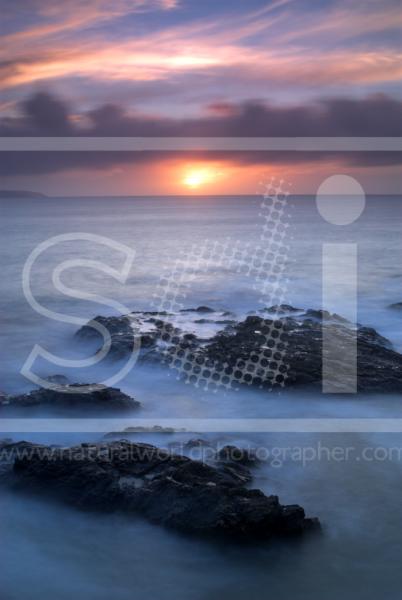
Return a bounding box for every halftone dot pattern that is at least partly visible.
[151,177,292,392]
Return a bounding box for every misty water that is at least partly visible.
[1,194,402,599]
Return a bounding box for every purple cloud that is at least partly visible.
[1,91,401,175]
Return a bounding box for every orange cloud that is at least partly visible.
[2,40,401,91]
[1,0,401,129]
[1,0,401,94]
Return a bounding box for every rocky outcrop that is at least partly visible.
[103,425,185,438]
[4,440,319,540]
[75,305,402,393]
[180,306,215,313]
[75,313,198,360]
[1,384,140,412]
[215,445,260,465]
[202,311,402,392]
[261,304,302,315]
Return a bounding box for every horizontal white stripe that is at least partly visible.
[1,137,401,151]
[2,418,402,433]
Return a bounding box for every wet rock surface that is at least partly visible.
[75,313,200,360]
[180,306,216,313]
[201,310,402,393]
[3,440,319,540]
[75,305,402,393]
[103,425,186,438]
[215,445,261,465]
[1,384,140,412]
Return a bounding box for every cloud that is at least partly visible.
[3,43,401,92]
[1,0,401,98]
[1,91,401,176]
[2,0,179,42]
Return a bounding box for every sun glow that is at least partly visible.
[182,168,215,189]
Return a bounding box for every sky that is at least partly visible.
[0,0,401,195]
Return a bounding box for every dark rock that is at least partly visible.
[104,425,185,439]
[0,391,10,405]
[75,307,402,393]
[8,441,319,539]
[0,438,14,447]
[302,309,350,324]
[76,314,203,361]
[131,311,172,316]
[216,445,260,465]
[389,302,402,310]
[202,314,402,393]
[263,304,302,314]
[194,318,214,324]
[184,438,214,449]
[216,319,237,325]
[285,318,400,391]
[75,314,149,359]
[356,326,393,349]
[0,441,49,477]
[3,384,140,412]
[76,315,134,340]
[180,306,215,313]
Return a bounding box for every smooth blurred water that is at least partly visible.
[1,194,402,391]
[1,194,402,600]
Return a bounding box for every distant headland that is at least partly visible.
[0,190,47,198]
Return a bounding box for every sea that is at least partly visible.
[1,194,402,600]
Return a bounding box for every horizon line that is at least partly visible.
[2,136,402,152]
[1,192,402,199]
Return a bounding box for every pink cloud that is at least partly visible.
[1,0,400,107]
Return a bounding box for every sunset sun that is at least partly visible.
[182,168,215,189]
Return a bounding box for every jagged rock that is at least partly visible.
[8,441,319,539]
[0,438,13,447]
[180,306,215,313]
[76,314,201,360]
[216,445,260,465]
[75,306,402,393]
[202,313,402,392]
[263,304,302,314]
[76,315,134,339]
[3,384,140,412]
[75,314,151,359]
[302,309,350,324]
[193,318,235,326]
[104,425,186,439]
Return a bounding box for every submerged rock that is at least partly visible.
[7,441,319,540]
[3,384,140,412]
